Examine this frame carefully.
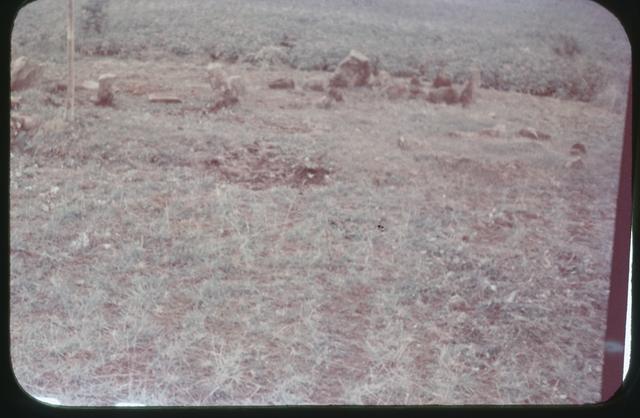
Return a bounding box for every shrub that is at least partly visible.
[81,0,109,36]
[550,34,582,58]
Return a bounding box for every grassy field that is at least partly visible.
[12,0,630,104]
[9,0,630,406]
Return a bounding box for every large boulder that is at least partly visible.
[11,56,44,91]
[329,50,371,88]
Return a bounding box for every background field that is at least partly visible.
[9,0,631,406]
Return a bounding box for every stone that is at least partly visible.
[80,80,99,90]
[206,63,228,91]
[518,127,550,140]
[448,295,469,312]
[207,63,240,112]
[427,86,459,104]
[371,70,391,87]
[518,127,538,139]
[268,78,295,89]
[432,71,452,88]
[565,157,585,169]
[315,95,333,109]
[459,77,477,107]
[210,88,240,112]
[148,94,182,103]
[10,112,39,141]
[570,143,587,156]
[328,72,349,88]
[10,95,20,110]
[327,87,343,102]
[397,136,411,150]
[303,77,325,92]
[479,124,506,138]
[409,76,426,99]
[227,75,246,96]
[11,56,44,91]
[385,83,407,100]
[96,73,116,105]
[329,49,371,88]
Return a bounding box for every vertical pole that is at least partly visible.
[66,0,75,123]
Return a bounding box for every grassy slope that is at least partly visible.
[12,0,630,101]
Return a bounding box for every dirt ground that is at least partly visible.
[9,52,626,406]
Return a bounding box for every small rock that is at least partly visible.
[447,131,467,138]
[329,49,371,88]
[303,77,325,92]
[206,62,228,91]
[148,94,182,103]
[95,73,117,106]
[207,64,240,111]
[397,136,411,150]
[427,86,459,104]
[327,87,343,102]
[537,130,551,140]
[518,127,538,139]
[371,70,391,87]
[570,142,587,156]
[315,95,333,109]
[565,157,585,169]
[227,75,246,96]
[409,76,426,98]
[518,127,550,140]
[80,80,99,90]
[10,112,39,138]
[459,77,477,107]
[479,124,506,138]
[268,78,295,89]
[328,72,349,89]
[385,83,407,100]
[20,114,38,131]
[10,95,21,110]
[209,91,239,112]
[432,71,452,88]
[11,56,44,91]
[448,295,469,312]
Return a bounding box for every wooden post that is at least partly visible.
[66,0,75,122]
